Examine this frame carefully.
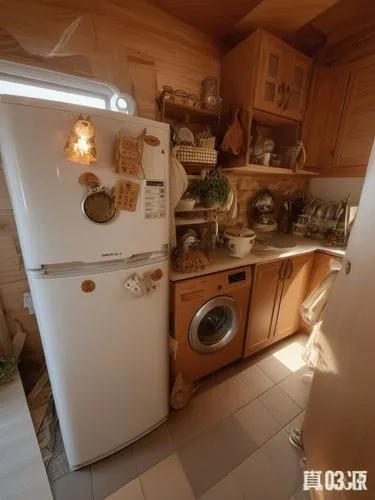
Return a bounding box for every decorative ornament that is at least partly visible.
[65,116,97,165]
[79,172,100,187]
[115,128,146,178]
[81,280,96,293]
[114,179,140,211]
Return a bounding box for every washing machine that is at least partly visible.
[171,266,252,383]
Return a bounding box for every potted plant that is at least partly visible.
[192,169,230,208]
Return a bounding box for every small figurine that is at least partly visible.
[65,116,97,165]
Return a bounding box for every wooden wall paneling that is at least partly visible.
[232,0,340,40]
[127,53,158,120]
[0,0,223,117]
[302,64,350,173]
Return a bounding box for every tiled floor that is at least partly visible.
[52,333,312,500]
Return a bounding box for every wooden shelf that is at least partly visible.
[175,217,209,226]
[224,164,318,176]
[162,100,219,122]
[175,205,221,213]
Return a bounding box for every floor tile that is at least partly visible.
[234,449,290,500]
[167,403,205,451]
[284,412,305,434]
[132,424,174,474]
[257,355,293,383]
[216,375,255,413]
[194,387,230,429]
[198,471,244,500]
[140,453,194,500]
[258,386,302,426]
[209,414,258,470]
[167,387,228,450]
[52,468,93,500]
[234,399,281,448]
[105,477,144,500]
[91,447,138,500]
[238,365,274,397]
[262,430,304,498]
[178,432,228,498]
[279,372,311,409]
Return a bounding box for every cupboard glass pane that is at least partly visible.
[264,81,275,102]
[268,54,279,78]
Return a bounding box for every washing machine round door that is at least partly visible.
[189,296,239,353]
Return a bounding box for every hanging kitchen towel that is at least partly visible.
[170,155,188,247]
[220,109,244,155]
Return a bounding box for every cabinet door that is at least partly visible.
[274,254,313,341]
[254,32,289,115]
[282,49,312,121]
[333,61,375,176]
[300,252,343,334]
[302,65,350,173]
[244,259,287,357]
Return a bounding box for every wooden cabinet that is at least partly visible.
[244,259,286,355]
[254,33,289,116]
[274,254,314,340]
[254,31,312,122]
[303,54,375,177]
[283,50,313,122]
[300,252,343,334]
[302,65,349,173]
[245,254,313,357]
[332,60,375,177]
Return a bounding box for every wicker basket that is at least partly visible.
[198,137,216,149]
[174,146,217,165]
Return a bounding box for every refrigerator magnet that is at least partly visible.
[115,129,146,178]
[79,172,100,188]
[114,179,140,211]
[81,280,96,293]
[65,116,97,166]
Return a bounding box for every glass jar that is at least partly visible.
[201,76,222,111]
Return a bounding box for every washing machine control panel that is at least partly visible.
[228,270,247,285]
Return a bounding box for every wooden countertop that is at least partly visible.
[0,373,53,500]
[170,236,345,281]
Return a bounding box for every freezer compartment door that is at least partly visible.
[28,259,169,468]
[0,99,169,268]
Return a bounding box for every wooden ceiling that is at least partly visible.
[148,0,375,61]
[149,0,339,41]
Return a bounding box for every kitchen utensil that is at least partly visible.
[220,109,243,155]
[249,190,277,232]
[224,226,256,258]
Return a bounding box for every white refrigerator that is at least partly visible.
[0,96,170,469]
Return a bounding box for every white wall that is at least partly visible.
[309,177,365,203]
